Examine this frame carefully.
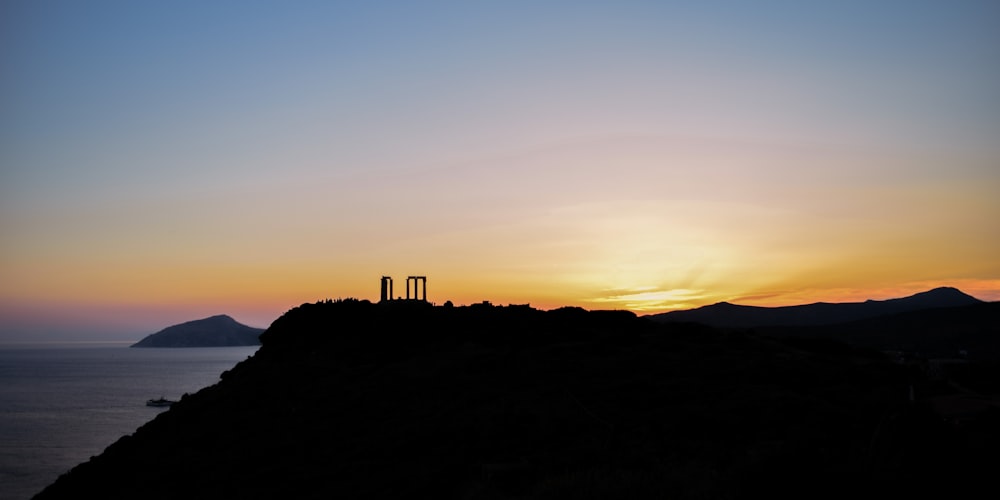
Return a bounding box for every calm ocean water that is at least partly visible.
[0,344,260,500]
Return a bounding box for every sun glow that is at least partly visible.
[589,288,710,312]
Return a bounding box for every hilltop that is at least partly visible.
[131,315,264,348]
[38,299,998,499]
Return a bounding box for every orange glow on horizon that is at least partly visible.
[2,273,997,341]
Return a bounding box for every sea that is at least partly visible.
[0,343,260,500]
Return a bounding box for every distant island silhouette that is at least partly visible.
[131,315,264,348]
[36,288,999,499]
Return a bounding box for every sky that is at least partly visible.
[2,0,999,341]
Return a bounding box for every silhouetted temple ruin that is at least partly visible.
[379,275,427,302]
[406,276,427,301]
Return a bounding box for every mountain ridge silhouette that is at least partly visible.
[648,286,983,328]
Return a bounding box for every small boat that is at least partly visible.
[146,397,176,407]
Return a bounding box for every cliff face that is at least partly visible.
[37,300,998,499]
[131,315,264,347]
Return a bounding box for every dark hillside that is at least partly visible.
[760,302,1000,361]
[36,300,997,499]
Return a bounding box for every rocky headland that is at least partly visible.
[37,299,999,499]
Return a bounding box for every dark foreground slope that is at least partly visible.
[37,300,997,499]
[131,314,264,347]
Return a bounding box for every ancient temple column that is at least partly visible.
[406,276,427,301]
[380,276,393,302]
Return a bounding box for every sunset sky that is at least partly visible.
[2,1,999,341]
